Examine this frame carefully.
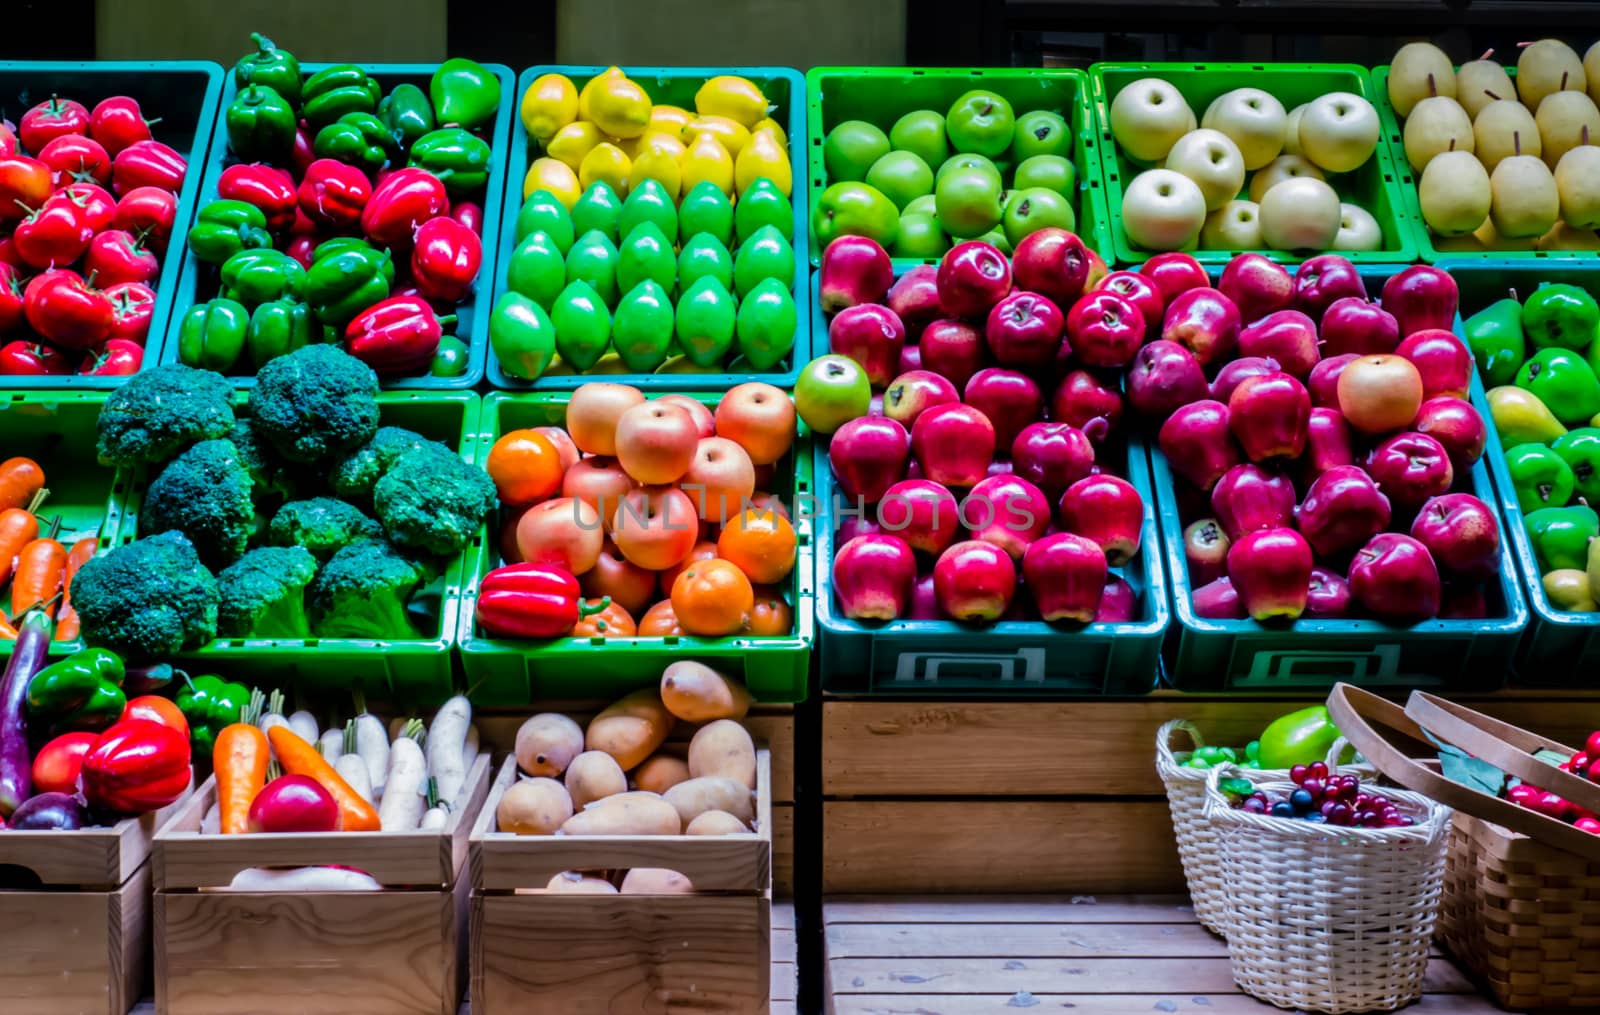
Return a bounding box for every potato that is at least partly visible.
[686,810,748,835]
[633,754,691,794]
[663,776,755,827]
[497,777,573,835]
[586,689,675,771]
[546,871,618,894]
[565,750,627,811]
[560,791,682,835]
[687,719,756,789]
[660,661,752,722]
[620,868,694,894]
[515,713,585,777]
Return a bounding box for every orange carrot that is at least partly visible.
[11,525,65,619]
[0,458,44,512]
[268,724,381,831]
[53,536,98,642]
[0,492,44,586]
[216,726,270,835]
[0,614,17,639]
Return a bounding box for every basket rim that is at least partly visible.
[1204,764,1453,842]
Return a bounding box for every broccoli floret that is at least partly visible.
[72,531,219,659]
[139,439,256,568]
[96,364,236,469]
[308,538,430,639]
[216,545,318,639]
[269,497,383,562]
[329,427,446,499]
[373,444,497,557]
[229,415,296,503]
[252,346,381,464]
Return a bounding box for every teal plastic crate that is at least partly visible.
[1090,63,1418,267]
[158,62,515,390]
[1160,265,1527,691]
[0,61,224,388]
[1371,65,1600,264]
[111,390,481,705]
[1442,258,1600,682]
[488,66,810,392]
[805,66,1115,269]
[458,390,814,705]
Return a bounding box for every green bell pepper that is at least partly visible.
[1526,504,1600,572]
[430,58,500,131]
[408,127,492,196]
[178,298,249,372]
[378,83,436,154]
[176,674,250,755]
[301,65,381,129]
[1553,428,1600,504]
[225,83,297,162]
[220,248,306,308]
[25,648,126,732]
[247,299,315,369]
[1258,706,1342,770]
[1463,294,1526,387]
[1516,348,1600,427]
[186,199,273,266]
[312,237,397,284]
[489,292,556,380]
[231,33,303,108]
[313,111,393,171]
[1506,442,1577,514]
[430,334,471,377]
[305,246,392,326]
[1524,283,1600,352]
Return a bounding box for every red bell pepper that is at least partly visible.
[58,181,116,233]
[78,338,144,376]
[344,294,454,375]
[0,263,23,333]
[39,133,111,189]
[121,695,190,739]
[285,234,317,270]
[219,162,298,232]
[80,717,192,813]
[24,271,114,349]
[0,156,54,223]
[291,124,315,180]
[84,229,159,287]
[360,167,449,246]
[299,158,370,230]
[451,200,484,235]
[0,341,71,375]
[31,731,99,795]
[475,563,610,639]
[411,217,481,303]
[111,139,186,196]
[88,96,155,157]
[104,281,156,344]
[19,96,90,153]
[112,185,178,252]
[13,197,93,269]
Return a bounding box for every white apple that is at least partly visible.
[1122,168,1207,251]
[1200,199,1263,250]
[1247,154,1326,202]
[1258,176,1342,250]
[1163,129,1246,211]
[1202,88,1288,169]
[1110,78,1198,163]
[1298,92,1381,172]
[1282,104,1308,156]
[1334,203,1384,251]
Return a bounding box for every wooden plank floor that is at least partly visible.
[824,896,1515,1015]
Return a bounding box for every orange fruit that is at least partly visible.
[638,599,682,636]
[659,539,718,593]
[745,585,794,636]
[487,429,566,506]
[572,598,637,639]
[671,558,754,636]
[717,507,796,584]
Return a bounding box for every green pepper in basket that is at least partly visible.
[25,648,126,732]
[430,58,500,131]
[1526,504,1600,572]
[176,675,250,755]
[231,33,303,108]
[220,248,306,308]
[1506,443,1578,514]
[178,298,249,372]
[187,199,273,265]
[408,128,491,196]
[306,245,392,326]
[378,83,436,154]
[247,299,315,368]
[226,84,297,162]
[302,65,381,129]
[312,237,396,284]
[313,112,393,172]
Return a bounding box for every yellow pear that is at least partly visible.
[679,131,735,196]
[524,157,582,207]
[1389,42,1456,117]
[1538,220,1600,252]
[1536,90,1600,168]
[629,148,683,201]
[1419,148,1491,236]
[1555,143,1600,228]
[735,129,792,196]
[1490,151,1559,238]
[579,142,632,194]
[1403,95,1474,171]
[1474,100,1540,171]
[1471,217,1537,251]
[1456,51,1516,119]
[693,75,770,128]
[1517,40,1587,111]
[546,121,604,171]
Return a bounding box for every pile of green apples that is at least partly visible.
[812,89,1080,259]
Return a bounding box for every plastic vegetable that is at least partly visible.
[0,609,52,814]
[305,244,392,326]
[246,298,314,368]
[410,217,481,303]
[0,492,44,586]
[301,65,381,129]
[408,128,491,196]
[1527,504,1600,572]
[94,364,236,468]
[177,674,250,755]
[360,167,450,246]
[231,33,302,106]
[71,531,220,660]
[105,282,155,344]
[298,158,371,230]
[110,140,186,196]
[112,185,178,251]
[26,647,126,731]
[12,531,66,618]
[220,247,306,307]
[313,112,393,172]
[431,59,500,131]
[178,297,249,372]
[81,717,192,812]
[216,688,269,834]
[1256,706,1342,770]
[267,724,380,831]
[30,731,97,794]
[0,457,44,511]
[1506,442,1577,514]
[377,84,435,153]
[267,497,382,562]
[226,84,297,162]
[476,563,603,638]
[307,538,429,638]
[344,295,453,375]
[372,444,497,556]
[217,163,297,232]
[432,335,471,378]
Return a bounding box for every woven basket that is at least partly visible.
[1203,766,1452,1014]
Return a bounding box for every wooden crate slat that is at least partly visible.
[828,994,1511,1014]
[826,921,1227,958]
[0,791,189,887]
[0,863,150,1015]
[773,802,794,898]
[824,895,1194,924]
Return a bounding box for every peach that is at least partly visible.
[567,382,645,455]
[715,382,796,466]
[615,401,698,485]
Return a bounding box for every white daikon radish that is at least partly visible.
[427,695,472,805]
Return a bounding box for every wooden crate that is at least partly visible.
[152,756,492,1015]
[470,749,775,1014]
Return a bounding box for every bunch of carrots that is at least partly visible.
[0,457,97,642]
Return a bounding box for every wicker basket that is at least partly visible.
[1203,766,1453,1014]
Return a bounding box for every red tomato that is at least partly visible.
[0,237,24,271]
[0,340,72,375]
[55,181,116,233]
[23,271,113,349]
[84,229,159,287]
[77,338,144,376]
[18,97,90,153]
[0,156,53,223]
[0,263,22,334]
[113,186,179,252]
[110,140,185,195]
[104,281,156,344]
[120,695,190,738]
[88,96,154,156]
[39,133,111,188]
[13,198,93,269]
[31,732,100,794]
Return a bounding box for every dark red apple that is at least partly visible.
[1058,474,1144,566]
[1307,353,1358,408]
[966,475,1052,560]
[909,572,940,619]
[1011,422,1095,501]
[1218,252,1294,324]
[1306,567,1351,619]
[1139,251,1209,303]
[1010,227,1090,309]
[964,368,1042,449]
[1023,532,1107,622]
[911,403,996,487]
[919,319,987,390]
[987,459,1014,477]
[1193,576,1245,619]
[1319,297,1400,356]
[1381,265,1459,337]
[1228,372,1310,462]
[829,416,911,503]
[1211,463,1295,539]
[1126,340,1208,422]
[1294,465,1391,557]
[1096,575,1139,622]
[1348,532,1441,623]
[1096,270,1165,335]
[1411,492,1501,580]
[836,516,883,543]
[898,344,923,374]
[1161,287,1241,367]
[830,303,907,388]
[933,539,1017,621]
[832,533,917,620]
[1301,407,1355,481]
[1183,517,1231,585]
[1396,328,1473,399]
[1237,309,1320,377]
[986,290,1066,369]
[1067,290,1144,368]
[1365,432,1454,512]
[1210,356,1281,403]
[936,240,1012,319]
[886,265,942,340]
[1413,396,1487,471]
[820,235,894,312]
[1051,370,1124,443]
[1159,399,1240,491]
[877,478,961,556]
[1228,527,1313,621]
[883,369,960,428]
[1293,254,1366,322]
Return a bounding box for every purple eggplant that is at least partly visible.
[124,662,181,697]
[8,791,87,830]
[0,610,55,817]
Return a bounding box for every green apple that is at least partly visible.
[976,226,1012,255]
[890,109,951,169]
[1014,154,1077,197]
[795,354,872,435]
[824,120,892,182]
[903,194,937,217]
[936,164,1004,239]
[865,150,934,210]
[812,181,901,247]
[892,213,950,259]
[1012,110,1072,160]
[1002,187,1077,247]
[946,89,1016,157]
[937,152,999,182]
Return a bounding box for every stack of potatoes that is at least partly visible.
[497,661,758,895]
[1391,38,1600,251]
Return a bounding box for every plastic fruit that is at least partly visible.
[1227,527,1312,621]
[1556,146,1600,229]
[1403,95,1474,173]
[1247,154,1324,203]
[638,600,681,635]
[1388,42,1456,118]
[487,429,565,507]
[669,558,754,636]
[1057,474,1144,566]
[1457,54,1515,120]
[1165,129,1245,212]
[695,76,769,129]
[715,381,795,465]
[813,181,899,247]
[1336,355,1424,434]
[890,109,950,170]
[1491,153,1559,239]
[586,72,651,139]
[1002,187,1076,247]
[946,89,1016,158]
[1296,92,1379,173]
[1122,169,1206,251]
[579,143,631,196]
[933,540,1017,621]
[581,543,656,619]
[935,164,1004,239]
[718,508,796,584]
[681,131,734,197]
[832,534,917,621]
[524,157,581,205]
[795,354,870,435]
[824,120,892,182]
[1349,532,1442,623]
[1257,177,1341,251]
[1201,200,1262,250]
[745,588,793,635]
[1110,78,1196,163]
[612,487,699,571]
[686,115,751,159]
[614,401,698,485]
[630,147,683,201]
[1518,39,1588,111]
[732,224,793,296]
[1014,154,1076,197]
[518,498,603,574]
[1419,150,1491,237]
[966,474,1051,560]
[1202,88,1288,170]
[522,73,578,141]
[1474,100,1540,171]
[567,382,645,456]
[736,134,791,196]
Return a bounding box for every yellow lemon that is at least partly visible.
[735,129,792,196]
[577,66,624,122]
[648,104,693,137]
[680,130,735,196]
[546,121,603,171]
[588,75,653,139]
[524,157,582,206]
[752,117,787,146]
[630,147,683,201]
[520,73,578,142]
[694,75,770,128]
[579,142,633,194]
[685,115,752,159]
[634,131,686,160]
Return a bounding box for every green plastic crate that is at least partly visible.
[1442,258,1600,682]
[805,66,1115,268]
[1090,63,1418,267]
[158,62,516,390]
[457,391,814,705]
[1159,265,1527,691]
[1371,65,1600,263]
[111,391,482,705]
[0,61,225,388]
[488,66,811,392]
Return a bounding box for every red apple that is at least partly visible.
[1348,532,1441,623]
[1193,576,1245,619]
[1210,356,1281,403]
[1211,463,1295,539]
[1413,396,1487,471]
[1096,270,1165,335]
[682,435,756,524]
[986,290,1065,369]
[1058,474,1143,566]
[1139,251,1209,303]
[1096,575,1139,622]
[830,303,907,388]
[1067,290,1144,368]
[820,235,893,312]
[918,318,987,390]
[933,539,1017,622]
[1411,492,1501,580]
[614,400,698,485]
[966,475,1052,559]
[1301,407,1355,481]
[1162,287,1241,367]
[1238,309,1320,378]
[829,415,910,503]
[610,487,699,571]
[657,394,716,439]
[883,369,960,428]
[1228,527,1313,621]
[1306,566,1351,619]
[936,240,1012,319]
[964,368,1042,450]
[1051,370,1123,443]
[1307,353,1358,408]
[837,516,883,543]
[1365,432,1454,512]
[832,533,917,620]
[911,403,996,487]
[909,572,940,619]
[1381,265,1459,337]
[1294,465,1392,557]
[877,478,961,556]
[898,344,922,374]
[1184,517,1231,585]
[1218,252,1294,324]
[1127,340,1208,422]
[1396,328,1473,399]
[1011,422,1095,501]
[1319,297,1400,356]
[1228,372,1310,462]
[1023,533,1107,622]
[887,265,942,340]
[1159,400,1240,491]
[1010,227,1090,309]
[1292,254,1366,322]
